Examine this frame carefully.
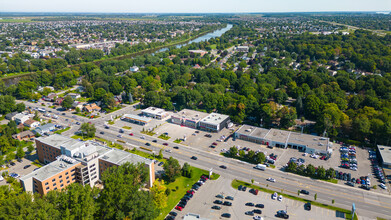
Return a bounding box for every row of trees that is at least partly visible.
[286,161,336,180]
[226,146,266,164]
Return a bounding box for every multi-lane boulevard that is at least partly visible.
[21,100,391,219]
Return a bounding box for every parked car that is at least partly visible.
[23,165,31,169]
[214,200,223,205]
[255,204,264,208]
[245,211,254,216]
[223,201,232,206]
[304,202,311,211]
[272,192,277,200]
[238,185,243,191]
[253,209,262,214]
[221,213,231,218]
[216,194,224,199]
[225,196,234,200]
[212,205,221,210]
[276,210,289,219]
[245,202,255,206]
[169,211,177,216]
[278,195,283,201]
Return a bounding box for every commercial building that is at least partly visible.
[171,109,209,129]
[14,113,30,125]
[198,113,230,132]
[12,130,35,141]
[20,134,155,195]
[377,145,391,169]
[235,125,331,155]
[121,114,152,125]
[141,107,170,120]
[23,119,40,128]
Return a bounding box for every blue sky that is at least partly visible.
[1,0,390,13]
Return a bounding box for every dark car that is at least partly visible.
[173,146,179,149]
[169,212,177,216]
[62,113,66,115]
[242,186,247,191]
[152,140,157,143]
[165,216,175,220]
[304,202,311,211]
[23,165,31,169]
[212,205,221,210]
[238,185,243,191]
[253,209,262,214]
[100,131,105,134]
[191,156,198,160]
[225,196,234,200]
[119,129,124,133]
[255,204,264,208]
[221,213,231,218]
[245,202,255,207]
[163,143,168,146]
[158,162,164,166]
[276,212,289,219]
[220,165,227,169]
[214,200,223,205]
[223,201,232,206]
[300,190,310,195]
[245,211,254,216]
[216,194,224,199]
[17,158,23,163]
[146,143,151,146]
[346,182,355,187]
[10,162,16,166]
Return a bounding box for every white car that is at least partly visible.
[253,216,263,220]
[272,192,277,200]
[140,136,145,139]
[380,183,387,189]
[267,178,276,182]
[278,195,283,201]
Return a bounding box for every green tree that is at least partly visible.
[150,180,167,210]
[254,152,266,164]
[181,162,191,177]
[27,145,34,153]
[16,147,25,159]
[80,123,96,138]
[61,96,73,109]
[305,164,316,177]
[228,146,238,157]
[286,161,297,173]
[163,157,181,183]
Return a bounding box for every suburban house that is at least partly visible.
[55,97,64,105]
[12,130,35,141]
[5,112,18,121]
[83,103,101,113]
[66,93,81,99]
[129,66,139,72]
[23,119,41,128]
[43,93,57,102]
[33,123,56,135]
[14,113,30,125]
[236,46,249,52]
[72,101,84,110]
[188,50,207,57]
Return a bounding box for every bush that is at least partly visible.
[165,188,171,196]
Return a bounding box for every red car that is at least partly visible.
[187,190,195,195]
[175,206,183,211]
[129,133,134,136]
[320,156,326,160]
[163,143,168,146]
[212,142,218,146]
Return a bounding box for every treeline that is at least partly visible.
[286,161,336,180]
[0,163,160,220]
[316,14,391,31]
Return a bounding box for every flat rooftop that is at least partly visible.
[264,128,291,144]
[172,109,209,122]
[200,113,230,126]
[100,148,153,166]
[36,134,81,149]
[21,157,80,182]
[288,131,329,150]
[122,114,152,123]
[378,145,391,164]
[236,125,270,139]
[141,107,168,116]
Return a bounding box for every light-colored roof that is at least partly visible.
[264,128,291,144]
[100,148,153,166]
[36,134,81,149]
[35,123,55,132]
[200,113,230,126]
[122,114,152,123]
[172,109,209,122]
[20,157,80,182]
[378,145,391,164]
[287,131,329,151]
[141,107,167,116]
[236,125,270,139]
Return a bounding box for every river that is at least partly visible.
[2,24,233,86]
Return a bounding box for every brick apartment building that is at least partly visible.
[20,134,155,195]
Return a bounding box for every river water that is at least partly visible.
[2,24,233,86]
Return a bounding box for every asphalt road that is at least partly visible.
[20,100,391,219]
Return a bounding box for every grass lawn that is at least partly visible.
[173,139,182,144]
[122,126,132,130]
[141,130,156,136]
[108,120,115,125]
[158,134,170,140]
[210,44,217,49]
[71,135,95,141]
[321,178,338,184]
[231,179,354,220]
[54,127,70,134]
[156,167,219,220]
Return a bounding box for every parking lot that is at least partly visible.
[168,176,342,220]
[0,153,39,186]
